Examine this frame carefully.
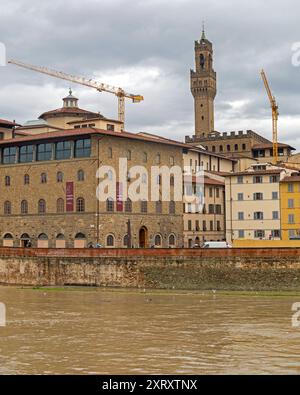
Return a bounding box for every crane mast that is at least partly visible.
[260,69,279,164]
[8,59,144,130]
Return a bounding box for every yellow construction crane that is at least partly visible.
[260,69,279,163]
[8,59,144,131]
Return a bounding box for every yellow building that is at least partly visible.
[280,174,300,241]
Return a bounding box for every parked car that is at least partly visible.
[201,241,232,249]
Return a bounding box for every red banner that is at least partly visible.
[116,182,123,212]
[66,182,74,212]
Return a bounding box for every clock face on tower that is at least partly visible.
[200,54,205,69]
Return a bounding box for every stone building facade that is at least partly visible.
[0,128,185,249]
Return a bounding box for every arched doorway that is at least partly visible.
[56,234,66,249]
[20,233,31,248]
[37,233,49,248]
[74,232,86,248]
[3,233,13,247]
[139,227,148,248]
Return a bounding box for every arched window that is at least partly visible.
[21,200,28,214]
[106,198,114,212]
[212,146,216,152]
[156,200,162,214]
[4,201,11,215]
[56,233,65,240]
[141,200,147,213]
[57,171,63,182]
[234,144,238,151]
[227,145,231,152]
[106,234,114,247]
[3,233,13,239]
[77,169,84,181]
[38,233,48,240]
[5,175,10,186]
[38,199,46,214]
[154,234,162,247]
[76,197,85,212]
[75,232,86,239]
[219,145,223,152]
[123,234,129,247]
[24,174,30,185]
[41,173,47,183]
[169,234,176,247]
[169,200,175,214]
[57,198,64,213]
[125,198,132,213]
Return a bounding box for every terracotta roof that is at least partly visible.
[252,143,296,150]
[183,175,224,186]
[225,169,283,176]
[0,127,188,149]
[0,119,21,127]
[281,175,300,182]
[39,107,99,119]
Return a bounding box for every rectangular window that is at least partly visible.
[271,230,281,238]
[288,199,294,209]
[238,230,245,239]
[75,139,91,158]
[208,204,214,214]
[253,176,263,184]
[215,205,221,214]
[254,230,265,238]
[289,229,296,239]
[254,212,264,220]
[55,141,71,160]
[2,146,16,164]
[202,220,207,231]
[237,176,243,184]
[195,220,200,231]
[272,191,278,200]
[188,220,192,231]
[37,143,52,161]
[238,212,244,221]
[209,188,213,198]
[237,193,244,201]
[288,183,294,193]
[210,221,213,231]
[107,124,115,131]
[19,145,34,163]
[269,175,280,183]
[216,188,220,198]
[253,192,263,200]
[217,221,221,231]
[272,211,279,220]
[288,214,295,224]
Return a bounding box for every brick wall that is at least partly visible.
[1,247,300,291]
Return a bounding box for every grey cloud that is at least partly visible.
[0,0,300,148]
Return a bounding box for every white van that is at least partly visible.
[201,241,232,249]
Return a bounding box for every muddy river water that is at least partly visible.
[0,286,299,374]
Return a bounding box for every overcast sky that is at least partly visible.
[1,0,300,148]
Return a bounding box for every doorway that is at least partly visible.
[139,227,148,248]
